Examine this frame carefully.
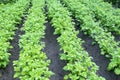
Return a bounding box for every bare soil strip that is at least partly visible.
[43,21,68,80]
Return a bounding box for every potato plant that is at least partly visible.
[46,0,105,79]
[0,0,120,79]
[13,0,53,79]
[62,0,120,75]
[0,0,30,68]
[78,0,120,34]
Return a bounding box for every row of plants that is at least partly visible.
[62,0,120,75]
[0,0,30,68]
[78,0,120,34]
[46,0,105,79]
[13,0,53,79]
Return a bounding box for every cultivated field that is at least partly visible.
[0,0,120,80]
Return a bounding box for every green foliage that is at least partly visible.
[47,0,105,80]
[62,0,120,75]
[0,0,17,4]
[78,0,120,34]
[13,0,53,79]
[0,0,30,68]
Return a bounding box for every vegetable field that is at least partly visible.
[0,0,120,80]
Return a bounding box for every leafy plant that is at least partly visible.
[47,0,105,79]
[62,0,120,75]
[0,0,30,68]
[13,0,53,79]
[63,0,120,75]
[78,0,120,34]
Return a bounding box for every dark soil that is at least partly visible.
[43,21,68,80]
[112,33,120,42]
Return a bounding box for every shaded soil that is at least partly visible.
[112,33,120,42]
[43,21,68,80]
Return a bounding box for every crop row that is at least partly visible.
[62,0,120,75]
[13,0,53,79]
[0,0,30,68]
[46,0,105,79]
[78,0,120,34]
